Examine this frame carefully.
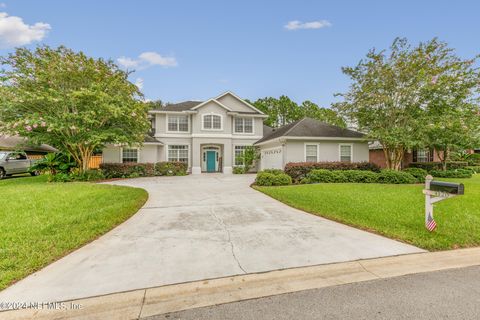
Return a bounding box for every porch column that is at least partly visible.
[191,139,201,174]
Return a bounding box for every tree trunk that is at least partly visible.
[383,146,404,171]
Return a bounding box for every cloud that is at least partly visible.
[0,12,51,48]
[134,78,144,90]
[117,51,177,69]
[284,20,332,30]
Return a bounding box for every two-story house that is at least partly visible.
[102,91,370,173]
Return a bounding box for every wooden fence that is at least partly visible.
[27,154,103,169]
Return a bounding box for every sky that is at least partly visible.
[0,0,479,106]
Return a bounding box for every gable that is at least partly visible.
[216,93,255,113]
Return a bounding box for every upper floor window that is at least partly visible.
[203,114,222,130]
[168,115,189,132]
[234,118,253,133]
[339,144,352,162]
[122,148,138,163]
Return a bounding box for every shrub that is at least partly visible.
[341,170,378,183]
[307,169,342,183]
[100,163,155,178]
[255,171,292,186]
[465,166,480,173]
[408,162,441,172]
[155,161,187,176]
[446,161,468,169]
[69,169,105,181]
[403,167,428,183]
[377,170,416,184]
[466,153,480,166]
[262,169,284,175]
[233,166,245,174]
[49,172,72,182]
[31,152,77,175]
[284,161,380,182]
[430,169,472,178]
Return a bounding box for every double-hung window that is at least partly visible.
[122,148,138,163]
[234,145,247,166]
[168,145,188,164]
[234,118,253,133]
[168,115,189,132]
[305,144,318,162]
[203,114,222,130]
[339,144,352,162]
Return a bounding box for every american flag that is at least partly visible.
[426,211,437,232]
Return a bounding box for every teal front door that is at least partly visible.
[206,151,216,172]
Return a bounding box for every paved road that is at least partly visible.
[0,174,422,303]
[147,266,480,320]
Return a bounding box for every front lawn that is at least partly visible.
[255,175,480,251]
[0,175,147,290]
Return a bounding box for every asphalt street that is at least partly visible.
[145,266,480,320]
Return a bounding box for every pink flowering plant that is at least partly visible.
[0,46,150,172]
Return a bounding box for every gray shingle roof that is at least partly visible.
[144,135,163,144]
[0,135,57,153]
[162,101,202,111]
[255,118,364,144]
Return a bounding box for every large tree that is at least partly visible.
[334,38,479,170]
[250,96,345,128]
[0,46,150,172]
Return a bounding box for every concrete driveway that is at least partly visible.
[0,174,423,303]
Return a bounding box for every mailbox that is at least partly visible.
[430,181,464,195]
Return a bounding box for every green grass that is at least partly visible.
[255,175,480,251]
[0,175,148,290]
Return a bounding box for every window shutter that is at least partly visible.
[412,149,417,163]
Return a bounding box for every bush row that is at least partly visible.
[408,161,468,171]
[255,169,292,186]
[429,169,473,179]
[303,169,417,184]
[284,161,380,183]
[99,162,187,178]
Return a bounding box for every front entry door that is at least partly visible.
[206,151,216,172]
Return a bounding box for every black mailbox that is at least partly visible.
[430,181,464,195]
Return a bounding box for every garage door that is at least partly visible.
[261,147,283,170]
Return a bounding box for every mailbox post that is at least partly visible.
[422,175,464,230]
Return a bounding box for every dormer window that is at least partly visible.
[234,117,253,133]
[202,114,222,130]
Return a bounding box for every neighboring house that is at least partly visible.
[369,142,442,169]
[0,135,57,157]
[102,91,369,173]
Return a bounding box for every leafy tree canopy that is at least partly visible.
[334,37,480,170]
[0,46,150,172]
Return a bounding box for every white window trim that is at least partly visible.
[233,144,250,167]
[120,147,140,163]
[338,143,353,162]
[304,143,320,162]
[166,114,190,133]
[166,144,190,166]
[201,113,223,131]
[233,117,255,135]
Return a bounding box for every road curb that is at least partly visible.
[2,247,480,319]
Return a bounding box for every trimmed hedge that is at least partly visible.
[284,161,380,183]
[403,167,428,183]
[409,161,468,172]
[100,162,187,178]
[430,169,472,178]
[255,170,292,186]
[377,170,417,184]
[465,166,480,173]
[303,169,416,184]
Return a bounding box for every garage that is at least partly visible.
[260,147,283,170]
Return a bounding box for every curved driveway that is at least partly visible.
[0,174,423,303]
